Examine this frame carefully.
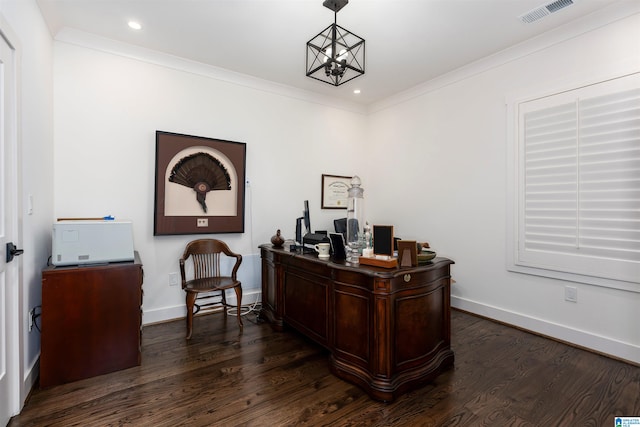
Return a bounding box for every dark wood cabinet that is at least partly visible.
[260,245,454,401]
[40,253,143,388]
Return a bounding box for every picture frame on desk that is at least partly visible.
[397,240,418,267]
[373,225,394,256]
[154,131,246,235]
[329,232,347,260]
[321,174,351,209]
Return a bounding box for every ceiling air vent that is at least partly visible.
[519,0,575,23]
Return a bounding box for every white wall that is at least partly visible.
[53,36,367,324]
[0,0,54,411]
[366,7,640,363]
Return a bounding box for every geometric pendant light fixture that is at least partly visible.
[306,0,365,86]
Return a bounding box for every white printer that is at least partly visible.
[52,220,134,266]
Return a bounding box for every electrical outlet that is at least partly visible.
[28,308,34,332]
[564,286,577,303]
[196,218,208,227]
[169,272,179,286]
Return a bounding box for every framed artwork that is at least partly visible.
[154,131,246,235]
[321,174,351,209]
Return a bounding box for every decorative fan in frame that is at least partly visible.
[154,131,246,235]
[168,152,232,213]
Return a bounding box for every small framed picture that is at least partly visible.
[373,225,394,256]
[397,240,417,267]
[321,174,351,209]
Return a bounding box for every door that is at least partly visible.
[0,28,19,426]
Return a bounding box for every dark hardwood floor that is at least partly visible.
[9,309,640,426]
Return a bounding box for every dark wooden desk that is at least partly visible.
[260,245,454,401]
[40,253,143,387]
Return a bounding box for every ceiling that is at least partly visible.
[36,0,625,106]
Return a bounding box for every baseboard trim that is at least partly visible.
[451,296,640,365]
[20,357,40,413]
[142,290,262,326]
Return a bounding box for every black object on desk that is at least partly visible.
[329,232,347,260]
[303,232,329,246]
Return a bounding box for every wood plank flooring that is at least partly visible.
[9,309,640,426]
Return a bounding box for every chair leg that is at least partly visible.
[186,292,197,339]
[234,285,243,330]
[221,290,227,317]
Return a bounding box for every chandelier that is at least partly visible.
[306,0,365,86]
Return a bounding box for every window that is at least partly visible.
[508,73,640,289]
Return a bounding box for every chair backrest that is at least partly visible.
[180,239,242,280]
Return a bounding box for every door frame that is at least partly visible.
[0,14,23,422]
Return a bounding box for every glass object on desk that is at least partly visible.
[346,176,365,265]
[362,221,373,258]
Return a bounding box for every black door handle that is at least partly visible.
[6,242,24,263]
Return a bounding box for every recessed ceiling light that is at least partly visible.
[128,21,142,30]
[353,89,361,94]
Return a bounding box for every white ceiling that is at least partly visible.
[36,0,625,106]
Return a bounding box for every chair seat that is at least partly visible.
[184,276,239,292]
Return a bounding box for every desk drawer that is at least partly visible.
[389,265,451,291]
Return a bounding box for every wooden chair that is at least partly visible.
[179,239,243,339]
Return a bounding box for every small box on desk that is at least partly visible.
[359,256,398,268]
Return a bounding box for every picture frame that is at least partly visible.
[329,232,347,261]
[321,174,351,209]
[397,240,418,267]
[373,225,394,256]
[154,131,246,235]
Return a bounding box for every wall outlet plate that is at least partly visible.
[564,286,577,302]
[169,272,180,286]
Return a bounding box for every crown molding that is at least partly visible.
[54,27,367,115]
[368,1,640,114]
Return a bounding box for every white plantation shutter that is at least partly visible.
[515,74,640,284]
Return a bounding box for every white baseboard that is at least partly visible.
[142,289,262,325]
[20,357,40,412]
[451,296,640,365]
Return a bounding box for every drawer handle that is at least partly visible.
[404,274,411,282]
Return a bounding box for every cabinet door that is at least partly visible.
[41,263,142,387]
[394,279,449,369]
[262,256,278,315]
[259,248,285,329]
[333,282,370,365]
[284,265,331,347]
